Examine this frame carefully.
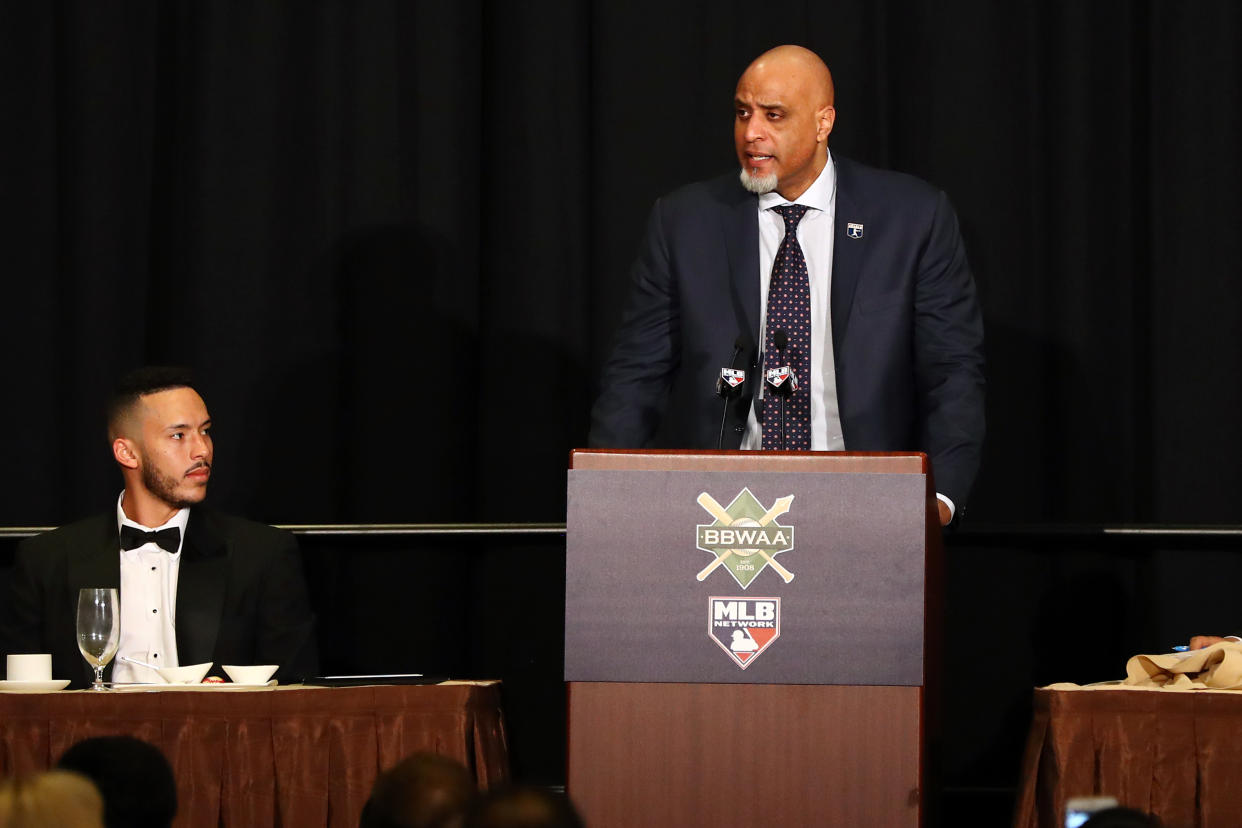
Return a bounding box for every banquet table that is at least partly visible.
[0,681,509,828]
[1013,685,1242,828]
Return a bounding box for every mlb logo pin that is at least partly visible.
[846,222,864,239]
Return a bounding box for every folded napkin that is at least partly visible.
[1124,641,1242,690]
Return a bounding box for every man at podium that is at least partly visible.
[589,45,985,525]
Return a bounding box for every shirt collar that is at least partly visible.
[758,150,837,214]
[116,491,191,545]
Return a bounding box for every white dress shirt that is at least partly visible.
[112,492,187,684]
[741,155,845,451]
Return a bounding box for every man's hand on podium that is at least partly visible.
[937,499,952,526]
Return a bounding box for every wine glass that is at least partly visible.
[77,588,120,691]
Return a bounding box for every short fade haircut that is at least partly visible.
[106,366,198,440]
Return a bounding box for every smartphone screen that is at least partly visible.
[1065,796,1119,828]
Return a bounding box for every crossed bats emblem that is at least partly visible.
[694,492,795,584]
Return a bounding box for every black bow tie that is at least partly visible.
[120,525,181,554]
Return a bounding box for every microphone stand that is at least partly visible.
[715,336,750,450]
[775,333,788,450]
[717,393,733,451]
[762,330,796,451]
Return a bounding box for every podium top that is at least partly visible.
[570,449,928,474]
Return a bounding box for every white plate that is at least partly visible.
[0,679,72,693]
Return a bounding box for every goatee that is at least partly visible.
[739,168,778,194]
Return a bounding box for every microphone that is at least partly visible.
[764,330,798,395]
[716,335,752,450]
[764,330,798,450]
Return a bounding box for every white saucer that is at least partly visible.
[0,679,72,693]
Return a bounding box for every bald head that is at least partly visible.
[734,46,836,199]
[741,45,835,109]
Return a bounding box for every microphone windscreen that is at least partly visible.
[773,329,788,351]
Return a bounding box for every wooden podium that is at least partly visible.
[564,450,943,827]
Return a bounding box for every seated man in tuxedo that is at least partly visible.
[590,45,985,524]
[1,367,318,686]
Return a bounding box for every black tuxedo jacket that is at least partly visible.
[589,155,986,509]
[1,506,318,688]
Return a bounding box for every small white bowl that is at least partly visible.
[221,664,278,685]
[157,662,213,684]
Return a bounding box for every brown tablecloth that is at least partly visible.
[0,682,509,828]
[1013,687,1242,828]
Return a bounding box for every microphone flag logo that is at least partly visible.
[764,366,797,392]
[719,368,745,389]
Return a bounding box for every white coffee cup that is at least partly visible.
[7,653,52,682]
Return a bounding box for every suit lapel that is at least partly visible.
[66,520,121,685]
[67,521,122,594]
[831,159,868,358]
[175,509,227,666]
[724,187,761,346]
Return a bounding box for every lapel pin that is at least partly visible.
[846,222,864,240]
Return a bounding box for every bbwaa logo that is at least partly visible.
[695,489,795,588]
[709,596,781,669]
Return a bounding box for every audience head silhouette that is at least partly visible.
[360,752,477,828]
[0,770,104,828]
[463,785,584,828]
[57,736,177,828]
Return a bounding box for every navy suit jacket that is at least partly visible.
[1,506,319,688]
[589,155,985,509]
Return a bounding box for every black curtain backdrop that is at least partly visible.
[2,2,1241,526]
[3,0,1242,806]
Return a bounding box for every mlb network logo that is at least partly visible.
[708,596,781,669]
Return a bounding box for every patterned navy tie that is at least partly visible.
[762,204,812,451]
